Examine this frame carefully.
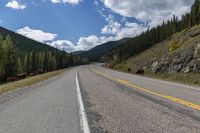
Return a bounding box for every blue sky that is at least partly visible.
[0,0,194,52]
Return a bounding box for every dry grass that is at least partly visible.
[108,25,200,87]
[114,66,200,87]
[145,71,200,87]
[0,69,67,94]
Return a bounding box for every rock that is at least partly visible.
[151,59,169,73]
[150,43,200,74]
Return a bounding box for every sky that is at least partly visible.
[0,0,195,52]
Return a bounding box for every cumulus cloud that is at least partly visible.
[48,40,76,52]
[51,0,60,3]
[75,21,147,52]
[6,0,26,10]
[48,35,114,52]
[75,0,194,52]
[51,0,81,5]
[101,0,194,27]
[15,1,195,52]
[100,13,147,39]
[72,35,114,51]
[115,22,146,39]
[17,27,57,43]
[101,19,121,35]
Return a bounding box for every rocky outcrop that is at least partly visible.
[151,43,200,73]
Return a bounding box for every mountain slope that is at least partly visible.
[107,25,200,85]
[0,26,89,82]
[77,39,128,62]
[112,25,200,72]
[0,26,60,57]
[102,0,200,66]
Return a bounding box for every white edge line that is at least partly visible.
[76,69,90,133]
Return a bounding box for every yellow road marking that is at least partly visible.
[91,68,200,111]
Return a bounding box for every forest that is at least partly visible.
[0,33,89,83]
[102,0,200,64]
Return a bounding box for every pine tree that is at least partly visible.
[17,58,23,74]
[43,52,48,72]
[24,54,30,74]
[3,36,17,77]
[31,51,37,72]
[191,0,200,25]
[0,37,5,78]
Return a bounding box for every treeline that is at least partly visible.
[0,35,89,83]
[102,0,200,63]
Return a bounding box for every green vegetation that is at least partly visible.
[0,69,67,94]
[0,27,89,83]
[168,40,179,52]
[145,72,200,87]
[101,0,200,87]
[77,39,127,62]
[102,0,200,64]
[109,23,200,86]
[114,66,200,87]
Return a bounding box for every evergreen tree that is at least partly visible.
[0,37,5,79]
[17,58,23,74]
[24,54,30,74]
[3,36,17,77]
[191,0,200,25]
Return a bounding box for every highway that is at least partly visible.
[0,64,200,133]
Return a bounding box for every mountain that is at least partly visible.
[104,25,200,85]
[0,26,89,82]
[100,0,200,85]
[102,0,200,72]
[0,27,60,58]
[76,38,128,62]
[72,50,86,55]
[110,25,200,73]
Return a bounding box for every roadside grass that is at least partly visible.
[106,65,200,87]
[0,69,67,94]
[144,71,200,87]
[104,25,200,87]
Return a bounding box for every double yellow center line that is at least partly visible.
[91,68,200,111]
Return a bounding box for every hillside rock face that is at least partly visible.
[151,43,200,73]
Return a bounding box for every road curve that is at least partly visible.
[0,64,200,133]
[79,64,200,133]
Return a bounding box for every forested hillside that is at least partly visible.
[102,0,200,65]
[76,39,127,62]
[0,27,89,83]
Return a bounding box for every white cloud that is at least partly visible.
[15,23,145,52]
[76,22,146,51]
[75,0,194,52]
[101,19,121,35]
[75,35,114,51]
[48,40,76,52]
[115,22,146,39]
[77,35,101,50]
[51,0,81,5]
[101,0,194,27]
[51,0,60,3]
[15,1,195,52]
[17,27,57,43]
[6,0,26,10]
[48,35,114,52]
[16,27,78,52]
[49,36,114,52]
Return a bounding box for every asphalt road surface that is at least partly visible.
[0,64,200,133]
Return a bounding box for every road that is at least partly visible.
[0,64,200,133]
